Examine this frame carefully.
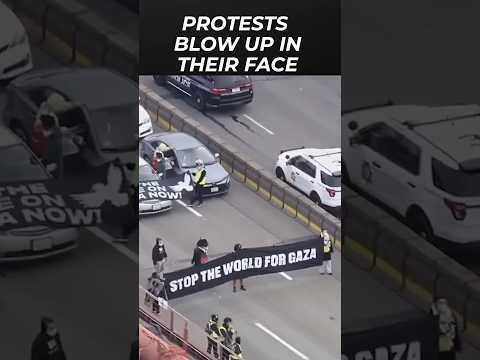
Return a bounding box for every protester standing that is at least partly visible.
[188,159,207,207]
[430,298,462,360]
[320,229,334,275]
[233,243,246,292]
[31,317,67,360]
[192,238,209,266]
[152,238,168,276]
[205,314,220,358]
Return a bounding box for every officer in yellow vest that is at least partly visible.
[229,336,243,360]
[430,298,462,360]
[189,159,207,207]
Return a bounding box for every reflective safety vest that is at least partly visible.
[194,168,207,186]
[206,320,219,339]
[324,240,332,254]
[229,343,243,360]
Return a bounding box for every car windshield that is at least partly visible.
[0,145,48,183]
[92,103,138,151]
[432,158,480,197]
[321,171,341,188]
[212,76,250,88]
[177,146,215,168]
[139,164,159,182]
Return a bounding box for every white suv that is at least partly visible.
[275,147,341,208]
[342,103,480,246]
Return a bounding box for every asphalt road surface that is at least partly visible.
[139,76,341,174]
[1,20,139,360]
[139,178,341,360]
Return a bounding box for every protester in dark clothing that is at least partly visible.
[31,317,67,360]
[39,113,63,180]
[233,243,246,292]
[192,238,209,266]
[152,238,167,275]
[430,298,462,360]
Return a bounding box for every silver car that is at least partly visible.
[0,127,79,262]
[139,157,172,215]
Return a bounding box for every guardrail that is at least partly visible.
[3,0,138,79]
[139,286,239,360]
[138,83,342,244]
[342,185,480,348]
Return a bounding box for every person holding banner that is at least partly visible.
[320,229,334,275]
[192,238,209,265]
[430,298,462,360]
[233,243,246,292]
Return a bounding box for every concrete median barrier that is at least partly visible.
[343,185,480,348]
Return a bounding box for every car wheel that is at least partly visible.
[310,192,321,206]
[193,91,206,111]
[275,167,286,181]
[153,76,166,85]
[407,208,434,243]
[11,122,30,145]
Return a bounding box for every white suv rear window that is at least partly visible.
[432,158,480,197]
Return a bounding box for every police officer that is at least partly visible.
[219,317,235,360]
[188,159,207,207]
[431,298,462,360]
[233,243,246,292]
[229,337,243,360]
[205,314,220,358]
[320,229,334,275]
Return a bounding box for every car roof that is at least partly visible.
[144,132,202,151]
[0,126,22,147]
[347,104,480,166]
[11,68,137,110]
[284,147,341,173]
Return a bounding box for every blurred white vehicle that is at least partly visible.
[0,127,78,262]
[138,157,172,215]
[0,2,33,79]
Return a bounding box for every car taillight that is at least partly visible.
[444,199,466,220]
[326,188,336,197]
[211,88,227,95]
[241,83,252,90]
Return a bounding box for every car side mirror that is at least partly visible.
[348,120,358,131]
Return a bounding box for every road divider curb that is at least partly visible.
[139,83,342,246]
[343,185,480,348]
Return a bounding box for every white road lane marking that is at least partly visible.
[87,227,138,264]
[243,114,275,135]
[255,322,309,360]
[178,200,203,217]
[279,272,293,280]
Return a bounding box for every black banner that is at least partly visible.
[0,162,132,230]
[342,312,438,360]
[164,238,322,299]
[139,173,194,201]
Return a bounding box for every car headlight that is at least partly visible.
[217,175,230,185]
[10,31,27,48]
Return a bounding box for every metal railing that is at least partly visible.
[139,286,240,360]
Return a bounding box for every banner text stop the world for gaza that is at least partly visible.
[164,237,322,299]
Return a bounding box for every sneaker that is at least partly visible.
[320,272,325,275]
[240,286,246,291]
[196,203,202,208]
[328,272,333,275]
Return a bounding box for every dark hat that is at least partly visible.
[197,238,208,247]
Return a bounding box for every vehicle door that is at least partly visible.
[167,75,192,95]
[5,85,38,142]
